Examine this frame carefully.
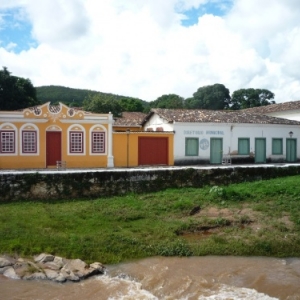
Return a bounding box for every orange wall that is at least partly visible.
[113,132,174,167]
[0,122,109,169]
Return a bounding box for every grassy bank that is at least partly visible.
[1,175,300,264]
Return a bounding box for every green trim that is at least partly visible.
[185,138,199,156]
[238,138,250,155]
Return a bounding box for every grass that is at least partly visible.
[1,175,300,264]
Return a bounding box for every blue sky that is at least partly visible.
[0,1,234,53]
[0,0,299,103]
[181,1,232,26]
[0,8,37,53]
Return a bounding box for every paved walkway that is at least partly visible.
[1,163,299,175]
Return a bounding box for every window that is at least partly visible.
[70,131,83,153]
[272,138,283,155]
[185,138,199,156]
[92,132,105,153]
[238,138,250,155]
[22,131,37,153]
[0,131,15,153]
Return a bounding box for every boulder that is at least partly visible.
[34,253,54,263]
[0,254,105,283]
[23,272,47,280]
[0,257,14,268]
[3,267,20,280]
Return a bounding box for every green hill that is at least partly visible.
[35,85,149,110]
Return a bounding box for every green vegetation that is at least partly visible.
[35,84,276,113]
[36,85,149,112]
[0,67,40,110]
[1,175,300,264]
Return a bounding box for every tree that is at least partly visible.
[149,94,184,109]
[231,88,275,110]
[119,97,145,112]
[83,94,123,116]
[0,67,40,110]
[185,84,231,110]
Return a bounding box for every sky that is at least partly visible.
[0,0,300,103]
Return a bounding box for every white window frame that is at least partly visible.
[0,130,15,154]
[68,124,86,155]
[89,125,107,155]
[20,123,39,156]
[22,131,37,154]
[0,123,18,156]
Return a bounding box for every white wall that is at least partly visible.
[174,122,300,164]
[267,110,300,122]
[143,114,174,131]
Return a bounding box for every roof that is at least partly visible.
[114,112,146,127]
[242,100,300,114]
[144,108,300,125]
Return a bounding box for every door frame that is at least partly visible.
[286,138,297,162]
[255,138,266,163]
[210,137,223,164]
[46,131,62,167]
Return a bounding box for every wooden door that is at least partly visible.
[210,138,223,164]
[286,139,297,162]
[46,132,62,166]
[255,138,266,163]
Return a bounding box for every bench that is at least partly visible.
[222,155,231,165]
[56,161,66,170]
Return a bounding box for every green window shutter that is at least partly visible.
[272,138,283,155]
[238,138,250,155]
[185,138,199,156]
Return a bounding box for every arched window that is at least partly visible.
[68,124,85,155]
[0,123,17,155]
[90,125,107,155]
[20,124,39,155]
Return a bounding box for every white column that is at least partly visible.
[107,112,114,168]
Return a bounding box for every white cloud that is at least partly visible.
[0,0,300,102]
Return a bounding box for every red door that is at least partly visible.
[46,132,62,166]
[138,137,168,165]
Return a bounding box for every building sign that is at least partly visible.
[183,130,204,135]
[206,130,224,135]
[200,138,209,150]
[183,130,224,135]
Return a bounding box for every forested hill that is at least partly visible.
[35,85,148,108]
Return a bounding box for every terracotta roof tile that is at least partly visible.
[149,108,300,125]
[114,112,146,127]
[242,100,300,114]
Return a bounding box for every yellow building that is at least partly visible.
[0,102,114,169]
[0,104,174,169]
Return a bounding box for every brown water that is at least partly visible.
[1,256,300,300]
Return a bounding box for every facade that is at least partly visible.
[0,102,114,169]
[0,105,174,169]
[143,109,300,165]
[113,131,174,167]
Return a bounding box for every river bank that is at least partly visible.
[1,175,300,263]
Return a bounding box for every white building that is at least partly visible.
[143,109,300,165]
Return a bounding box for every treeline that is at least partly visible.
[36,85,149,112]
[36,83,275,117]
[1,67,276,114]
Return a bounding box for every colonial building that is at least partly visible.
[0,102,114,169]
[0,105,174,169]
[142,108,300,165]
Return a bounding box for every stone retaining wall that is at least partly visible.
[1,165,300,201]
